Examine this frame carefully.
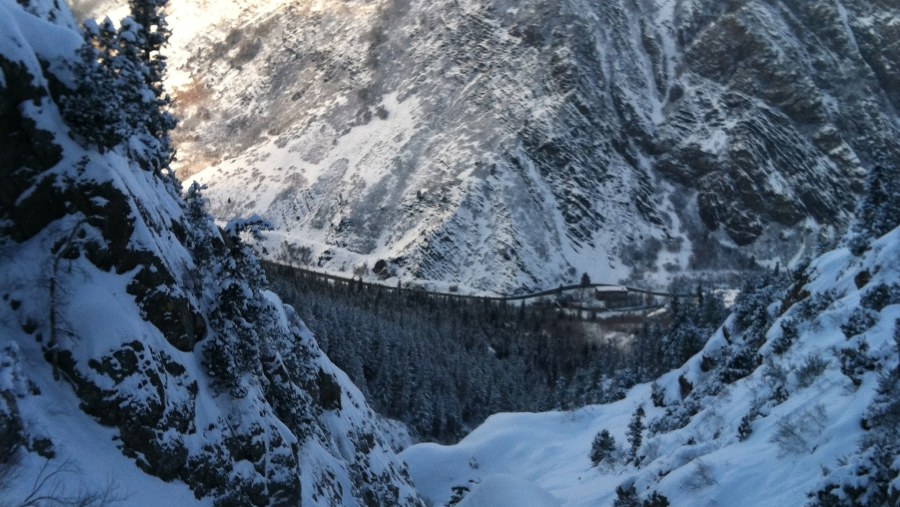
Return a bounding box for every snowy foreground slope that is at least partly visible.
[403,227,900,506]
[0,0,421,505]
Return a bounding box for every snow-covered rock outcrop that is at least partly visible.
[0,0,422,504]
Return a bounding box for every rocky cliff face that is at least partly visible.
[0,0,422,504]
[152,0,898,292]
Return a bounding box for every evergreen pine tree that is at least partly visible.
[590,429,616,466]
[128,0,171,75]
[201,216,272,396]
[61,5,176,177]
[613,481,641,507]
[644,491,671,507]
[61,19,128,148]
[849,162,900,255]
[119,0,177,173]
[628,405,645,464]
[698,285,727,331]
[182,182,219,264]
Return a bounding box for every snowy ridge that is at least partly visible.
[0,0,422,504]
[402,226,900,506]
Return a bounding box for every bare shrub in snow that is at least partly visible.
[797,289,840,321]
[796,355,829,389]
[640,439,662,465]
[771,318,799,355]
[1,457,128,507]
[737,413,754,441]
[838,342,878,388]
[650,382,665,408]
[683,459,717,491]
[841,308,879,339]
[770,404,828,455]
[860,283,900,312]
[352,262,369,279]
[763,358,789,404]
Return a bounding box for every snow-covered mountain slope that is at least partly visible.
[401,225,900,506]
[0,1,422,504]
[133,0,900,293]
